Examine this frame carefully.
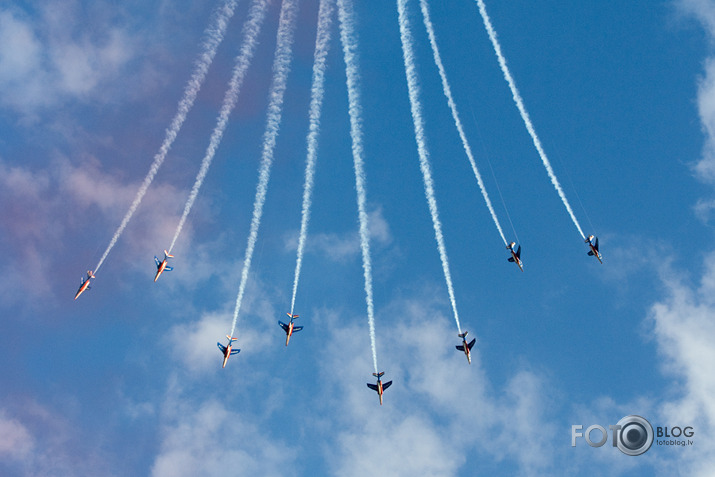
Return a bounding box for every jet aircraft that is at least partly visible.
[507,242,523,271]
[456,331,476,364]
[74,271,95,300]
[217,335,240,368]
[585,235,602,264]
[278,313,303,346]
[154,250,174,282]
[367,372,392,405]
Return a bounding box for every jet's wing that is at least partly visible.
[155,256,161,266]
[367,383,378,391]
[278,321,289,331]
[382,380,392,391]
[594,237,599,252]
[230,349,240,355]
[588,251,594,256]
[217,343,226,352]
[456,345,465,351]
[292,326,303,332]
[508,257,515,262]
[516,245,521,258]
[165,266,173,272]
[467,338,476,350]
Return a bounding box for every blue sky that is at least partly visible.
[1,0,714,475]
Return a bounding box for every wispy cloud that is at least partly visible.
[283,206,392,263]
[0,3,135,120]
[679,0,715,183]
[151,398,297,477]
[0,401,115,477]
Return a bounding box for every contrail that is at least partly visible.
[419,0,507,246]
[337,0,381,374]
[397,0,463,335]
[228,0,299,339]
[474,0,585,239]
[168,0,270,254]
[289,0,334,317]
[93,0,238,274]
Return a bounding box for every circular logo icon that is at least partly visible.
[616,415,653,456]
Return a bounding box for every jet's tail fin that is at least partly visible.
[458,331,468,339]
[226,335,238,342]
[87,271,96,279]
[164,250,174,258]
[373,372,385,378]
[286,313,299,319]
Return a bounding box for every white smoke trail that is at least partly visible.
[228,0,299,338]
[474,0,585,239]
[419,0,507,246]
[93,0,238,274]
[168,0,269,254]
[289,0,334,317]
[397,0,463,335]
[337,0,379,374]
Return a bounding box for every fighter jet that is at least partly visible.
[278,313,303,346]
[585,235,602,264]
[507,242,523,271]
[367,372,392,405]
[456,331,476,364]
[74,271,95,300]
[154,250,174,282]
[217,335,240,368]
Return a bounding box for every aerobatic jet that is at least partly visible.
[74,271,96,300]
[217,335,240,368]
[585,235,602,264]
[278,313,303,346]
[456,331,476,364]
[154,250,174,282]
[507,242,523,271]
[367,372,392,405]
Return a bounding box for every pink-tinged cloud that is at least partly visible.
[0,411,34,459]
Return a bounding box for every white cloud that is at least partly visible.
[151,393,296,477]
[647,257,715,476]
[313,293,558,477]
